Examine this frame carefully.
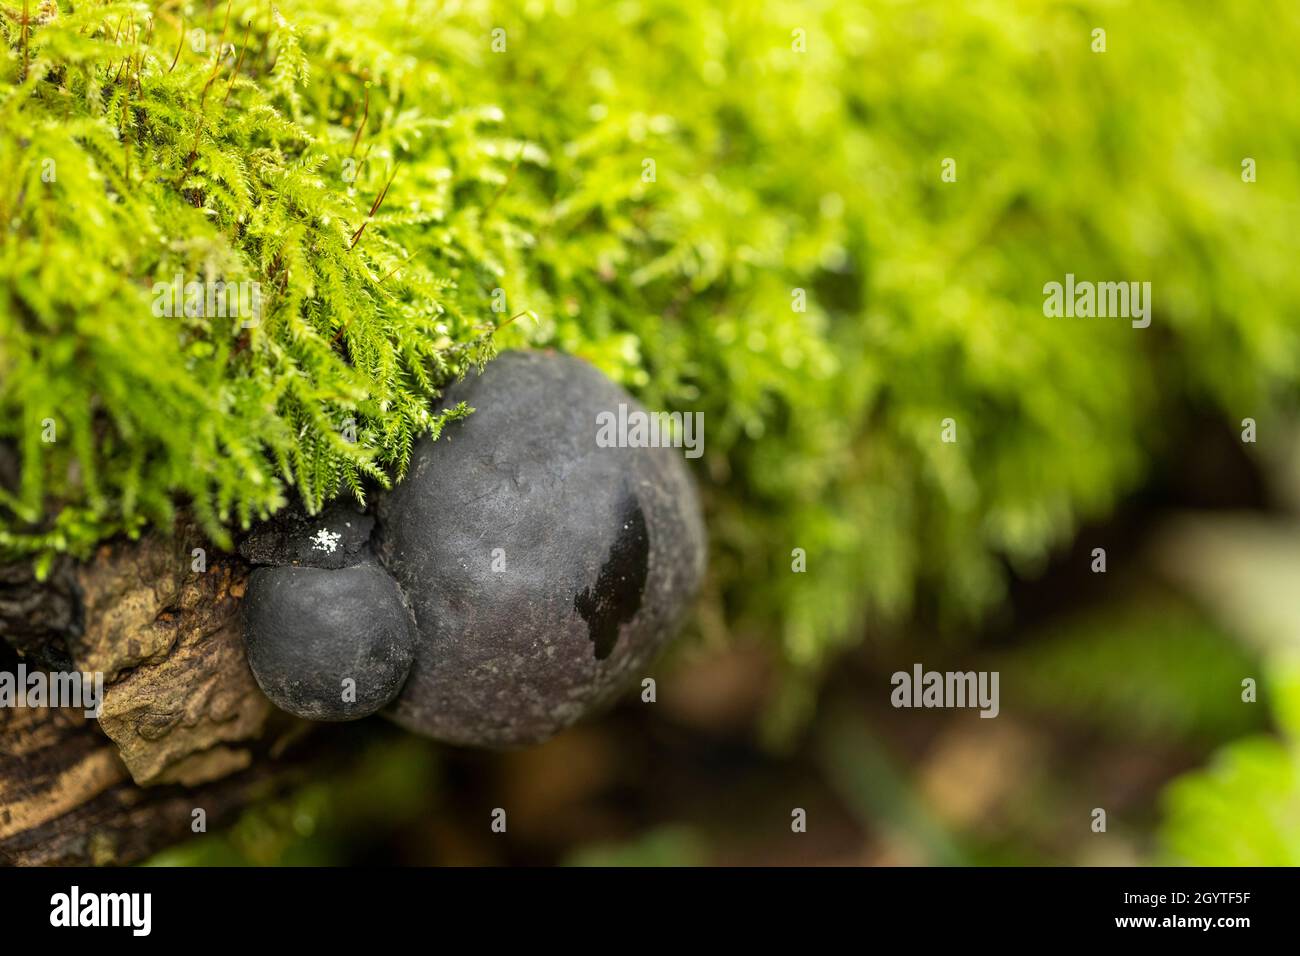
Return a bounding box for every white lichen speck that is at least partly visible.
[310,529,342,553]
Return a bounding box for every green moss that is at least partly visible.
[4,0,1300,673]
[0,0,498,564]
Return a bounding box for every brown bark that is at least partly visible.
[0,705,309,865]
[0,525,306,866]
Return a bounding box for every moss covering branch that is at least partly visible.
[4,0,1300,688]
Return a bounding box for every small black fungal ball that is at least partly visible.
[238,499,375,570]
[243,561,415,721]
[375,350,707,747]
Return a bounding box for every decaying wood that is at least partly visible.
[0,524,305,865]
[0,703,312,866]
[72,531,273,786]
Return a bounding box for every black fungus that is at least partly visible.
[375,350,707,747]
[575,488,650,660]
[238,499,375,570]
[238,350,706,744]
[243,561,415,721]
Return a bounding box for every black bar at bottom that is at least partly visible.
[0,865,1288,942]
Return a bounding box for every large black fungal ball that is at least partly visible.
[375,350,706,747]
[243,561,416,721]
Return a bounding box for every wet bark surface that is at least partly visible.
[0,524,304,865]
